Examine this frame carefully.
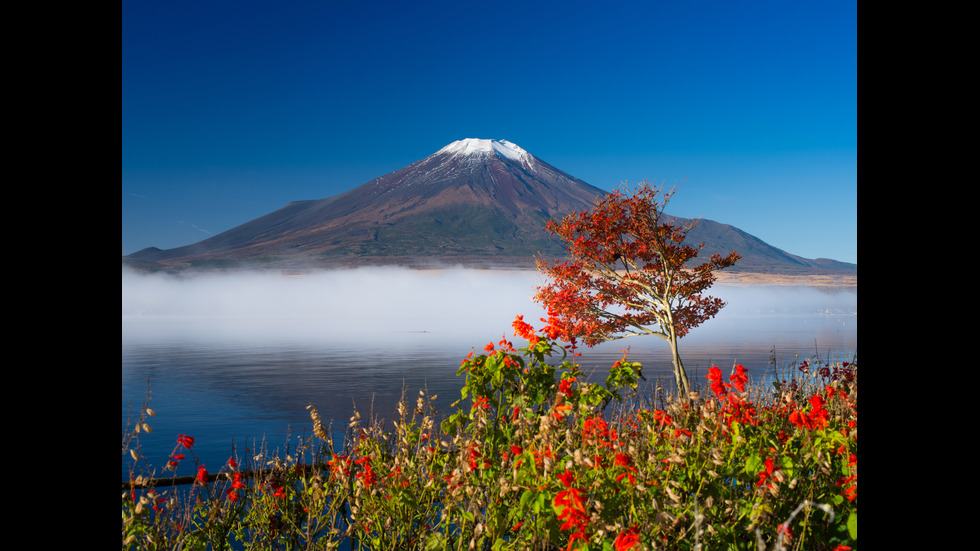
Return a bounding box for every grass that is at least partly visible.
[122,319,857,551]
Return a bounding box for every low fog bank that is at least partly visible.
[708,284,857,317]
[122,267,856,344]
[122,266,550,344]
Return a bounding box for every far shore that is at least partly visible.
[126,260,857,290]
[713,270,856,289]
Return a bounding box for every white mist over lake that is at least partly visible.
[122,266,554,345]
[122,266,855,341]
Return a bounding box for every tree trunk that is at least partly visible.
[668,334,691,402]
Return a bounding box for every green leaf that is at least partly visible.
[533,491,550,515]
[778,455,795,478]
[847,511,857,540]
[519,489,535,510]
[424,532,448,551]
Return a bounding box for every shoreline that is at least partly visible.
[713,271,857,289]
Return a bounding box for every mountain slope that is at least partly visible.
[125,139,856,274]
[128,139,607,267]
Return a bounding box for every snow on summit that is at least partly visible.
[439,139,531,164]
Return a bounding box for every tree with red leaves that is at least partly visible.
[535,180,740,400]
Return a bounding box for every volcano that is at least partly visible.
[125,138,856,274]
[126,139,610,269]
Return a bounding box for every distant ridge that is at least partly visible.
[124,139,857,276]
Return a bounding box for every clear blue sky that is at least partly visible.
[122,0,857,264]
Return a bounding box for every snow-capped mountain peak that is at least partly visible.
[438,138,531,164]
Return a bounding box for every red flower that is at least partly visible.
[557,469,576,488]
[706,366,731,397]
[551,402,572,421]
[167,453,185,469]
[231,472,246,490]
[730,364,749,392]
[614,453,637,485]
[756,457,776,488]
[512,315,540,345]
[558,377,576,396]
[328,454,351,476]
[837,474,857,502]
[652,409,673,428]
[196,465,209,485]
[788,409,811,430]
[614,525,640,550]
[355,457,377,487]
[176,434,195,449]
[582,416,610,444]
[554,485,589,549]
[789,393,830,430]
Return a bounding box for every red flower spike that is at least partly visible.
[756,457,776,488]
[196,465,208,485]
[614,525,640,550]
[730,364,749,392]
[558,377,576,396]
[512,314,540,345]
[557,469,576,488]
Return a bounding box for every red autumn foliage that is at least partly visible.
[535,181,740,398]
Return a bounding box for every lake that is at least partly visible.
[121,267,857,481]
